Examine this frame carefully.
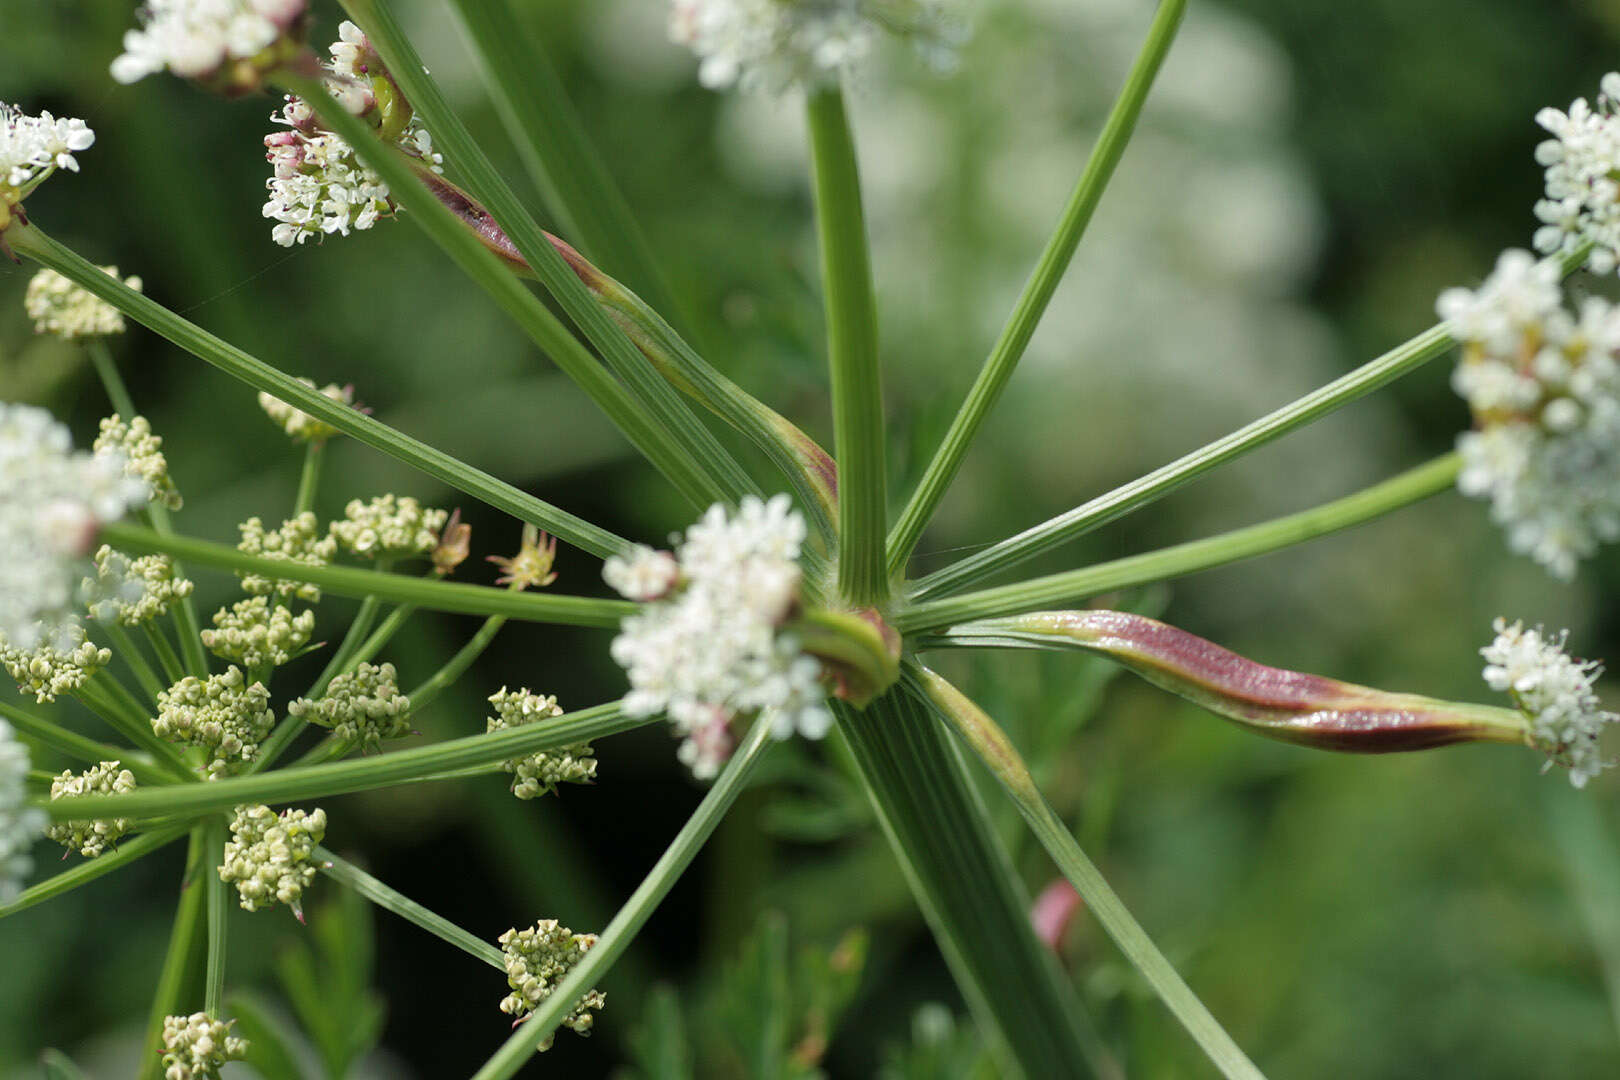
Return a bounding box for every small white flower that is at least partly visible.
[0,403,147,648]
[1482,618,1616,787]
[606,495,829,776]
[110,0,306,87]
[1532,73,1620,277]
[25,267,141,340]
[602,544,680,601]
[330,495,447,560]
[95,414,183,510]
[0,719,46,903]
[0,104,93,204]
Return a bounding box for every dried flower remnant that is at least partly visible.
[606,495,829,776]
[288,662,411,749]
[0,403,147,648]
[489,525,560,590]
[1439,249,1620,579]
[330,494,447,560]
[0,719,45,902]
[159,1012,248,1080]
[257,378,357,443]
[25,266,141,339]
[110,0,310,93]
[431,508,472,577]
[218,803,327,916]
[94,414,183,511]
[154,668,275,778]
[486,688,597,799]
[497,920,606,1051]
[44,762,137,857]
[236,512,335,601]
[201,596,316,670]
[1482,619,1617,788]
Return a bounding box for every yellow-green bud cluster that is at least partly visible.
[0,630,110,703]
[257,379,353,443]
[44,760,136,856]
[289,662,410,748]
[330,494,447,560]
[497,919,606,1050]
[25,266,140,340]
[201,597,315,670]
[154,667,274,779]
[237,512,336,601]
[159,1012,247,1080]
[486,688,596,799]
[219,803,327,914]
[84,546,193,625]
[94,414,182,510]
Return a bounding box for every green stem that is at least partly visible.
[887,0,1187,576]
[45,703,647,822]
[897,453,1460,632]
[169,595,210,682]
[344,603,415,669]
[143,622,186,685]
[316,847,505,969]
[86,337,139,419]
[6,222,631,561]
[0,700,177,787]
[138,828,210,1080]
[100,522,634,629]
[913,666,1264,1080]
[292,440,324,516]
[308,596,385,701]
[104,622,167,706]
[0,823,190,919]
[406,614,506,714]
[76,676,195,779]
[469,715,776,1077]
[806,88,887,607]
[280,74,733,512]
[203,817,228,1015]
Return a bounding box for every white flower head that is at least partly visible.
[95,414,183,510]
[236,512,334,601]
[0,623,110,704]
[1441,251,1620,579]
[84,546,194,626]
[601,544,680,601]
[330,494,447,560]
[287,662,412,749]
[606,494,829,776]
[45,761,137,858]
[25,267,141,340]
[669,0,964,94]
[218,803,326,916]
[497,919,606,1050]
[1482,618,1617,787]
[0,104,93,219]
[0,719,46,903]
[160,1012,248,1080]
[257,378,356,443]
[1533,73,1620,277]
[0,403,147,648]
[486,688,597,799]
[110,0,309,91]
[154,667,275,778]
[200,595,315,670]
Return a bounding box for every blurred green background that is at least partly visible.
[5,0,1620,1075]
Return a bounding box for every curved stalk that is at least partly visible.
[317,847,505,969]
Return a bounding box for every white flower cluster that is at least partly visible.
[330,494,447,560]
[486,688,597,799]
[201,596,315,670]
[606,495,828,778]
[497,920,606,1051]
[25,267,140,340]
[95,414,183,511]
[0,403,147,649]
[0,103,93,200]
[110,0,306,86]
[85,547,193,626]
[236,512,335,601]
[0,719,45,903]
[218,803,326,915]
[288,662,410,748]
[1482,618,1617,788]
[601,545,679,601]
[0,628,110,704]
[45,761,137,857]
[159,1012,248,1080]
[668,0,962,94]
[1534,73,1620,276]
[258,379,355,443]
[1439,249,1620,579]
[154,667,275,778]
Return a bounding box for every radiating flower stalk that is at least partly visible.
[2,3,1619,1078]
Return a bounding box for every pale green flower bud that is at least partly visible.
[289,662,411,748]
[497,919,605,1051]
[93,414,182,510]
[44,760,136,856]
[154,667,274,779]
[201,597,315,670]
[219,803,327,916]
[0,626,109,703]
[84,546,193,626]
[257,378,355,443]
[236,512,336,601]
[159,1012,247,1080]
[25,265,139,340]
[486,688,596,799]
[329,494,447,560]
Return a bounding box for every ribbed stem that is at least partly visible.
[137,828,210,1080]
[317,847,505,969]
[0,701,176,786]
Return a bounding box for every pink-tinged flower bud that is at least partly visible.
[930,610,1529,752]
[1031,879,1083,956]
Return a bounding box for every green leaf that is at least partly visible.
[227,992,309,1080]
[623,985,694,1080]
